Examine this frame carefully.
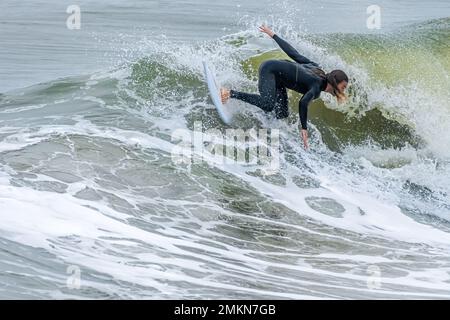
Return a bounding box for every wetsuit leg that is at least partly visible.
[230,60,290,113]
[229,91,273,112]
[274,85,289,119]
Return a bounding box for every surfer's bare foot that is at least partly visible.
[220,88,230,104]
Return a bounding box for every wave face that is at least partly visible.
[1,17,450,299]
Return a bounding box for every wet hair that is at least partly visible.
[312,68,349,102]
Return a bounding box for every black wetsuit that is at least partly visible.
[230,34,327,130]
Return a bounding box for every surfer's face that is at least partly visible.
[337,81,348,95]
[333,80,348,104]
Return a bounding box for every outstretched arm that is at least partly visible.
[273,34,316,65]
[259,25,316,65]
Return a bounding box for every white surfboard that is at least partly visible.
[202,61,233,125]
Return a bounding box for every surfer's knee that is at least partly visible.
[260,96,277,113]
[259,60,277,74]
[274,100,289,119]
[275,108,289,119]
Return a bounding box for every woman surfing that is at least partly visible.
[220,25,349,149]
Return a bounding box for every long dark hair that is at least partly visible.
[313,68,349,102]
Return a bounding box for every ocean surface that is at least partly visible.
[0,0,449,299]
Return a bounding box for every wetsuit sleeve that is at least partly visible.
[273,34,316,65]
[299,88,318,130]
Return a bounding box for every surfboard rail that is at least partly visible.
[202,61,233,125]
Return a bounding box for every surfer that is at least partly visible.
[220,25,349,149]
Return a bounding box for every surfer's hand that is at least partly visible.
[258,25,275,38]
[301,129,309,150]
